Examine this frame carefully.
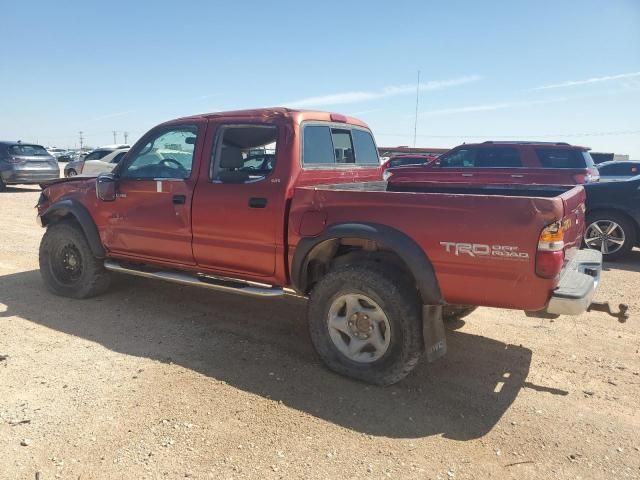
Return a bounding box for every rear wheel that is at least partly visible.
[39,221,111,298]
[66,169,77,177]
[584,211,636,261]
[308,264,423,385]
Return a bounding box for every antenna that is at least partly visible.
[413,70,420,148]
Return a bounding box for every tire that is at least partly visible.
[308,263,423,385]
[584,211,636,261]
[442,305,477,322]
[0,177,6,192]
[39,220,111,299]
[66,169,77,177]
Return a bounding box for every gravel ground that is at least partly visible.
[0,184,639,480]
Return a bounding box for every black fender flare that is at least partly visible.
[291,222,443,305]
[40,199,106,258]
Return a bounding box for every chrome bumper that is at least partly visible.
[546,249,602,316]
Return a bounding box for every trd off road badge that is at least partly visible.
[440,242,529,260]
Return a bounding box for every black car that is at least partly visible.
[584,177,640,260]
[596,160,640,182]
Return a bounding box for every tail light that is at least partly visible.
[6,156,22,164]
[573,168,600,184]
[536,220,567,278]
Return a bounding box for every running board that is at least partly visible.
[103,260,285,297]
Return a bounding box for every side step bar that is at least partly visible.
[104,260,285,298]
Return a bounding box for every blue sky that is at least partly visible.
[1,0,639,156]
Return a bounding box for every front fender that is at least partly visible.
[40,199,105,258]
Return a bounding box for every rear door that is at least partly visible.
[191,121,285,278]
[429,146,523,183]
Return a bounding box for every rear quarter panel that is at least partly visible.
[289,185,574,310]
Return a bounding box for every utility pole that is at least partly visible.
[79,131,84,152]
[112,131,117,144]
[413,70,420,148]
[124,131,129,144]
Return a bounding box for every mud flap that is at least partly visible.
[422,305,447,362]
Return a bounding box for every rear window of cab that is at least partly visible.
[302,124,379,166]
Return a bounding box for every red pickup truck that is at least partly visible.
[36,108,611,385]
[386,141,600,186]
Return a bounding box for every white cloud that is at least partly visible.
[420,97,570,116]
[532,71,640,90]
[285,75,482,107]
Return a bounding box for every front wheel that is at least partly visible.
[584,211,636,261]
[308,264,423,385]
[39,221,111,298]
[66,169,77,177]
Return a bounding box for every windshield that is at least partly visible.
[9,144,50,156]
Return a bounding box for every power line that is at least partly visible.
[375,129,640,139]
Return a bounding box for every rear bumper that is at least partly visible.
[1,168,60,184]
[545,249,602,316]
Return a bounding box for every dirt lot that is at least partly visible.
[0,184,639,480]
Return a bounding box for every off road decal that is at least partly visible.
[440,242,529,260]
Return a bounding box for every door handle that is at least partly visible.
[249,197,268,208]
[461,173,474,177]
[172,194,186,205]
[511,174,524,178]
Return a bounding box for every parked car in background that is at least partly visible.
[381,154,437,181]
[56,151,75,162]
[81,148,129,176]
[47,147,67,161]
[386,141,600,185]
[64,145,130,177]
[0,141,59,191]
[584,176,640,260]
[595,160,640,182]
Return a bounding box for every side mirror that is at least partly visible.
[96,174,117,201]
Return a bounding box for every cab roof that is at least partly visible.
[167,107,370,129]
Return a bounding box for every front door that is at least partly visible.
[103,123,203,265]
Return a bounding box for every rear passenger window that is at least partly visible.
[475,148,522,167]
[303,126,335,165]
[536,149,586,168]
[352,129,379,164]
[211,124,277,183]
[439,148,476,167]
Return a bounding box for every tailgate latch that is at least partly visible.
[587,302,629,323]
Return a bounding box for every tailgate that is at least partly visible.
[558,185,586,252]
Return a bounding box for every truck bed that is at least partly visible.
[290,181,586,311]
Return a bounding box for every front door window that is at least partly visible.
[121,126,197,179]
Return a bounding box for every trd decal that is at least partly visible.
[440,242,529,260]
